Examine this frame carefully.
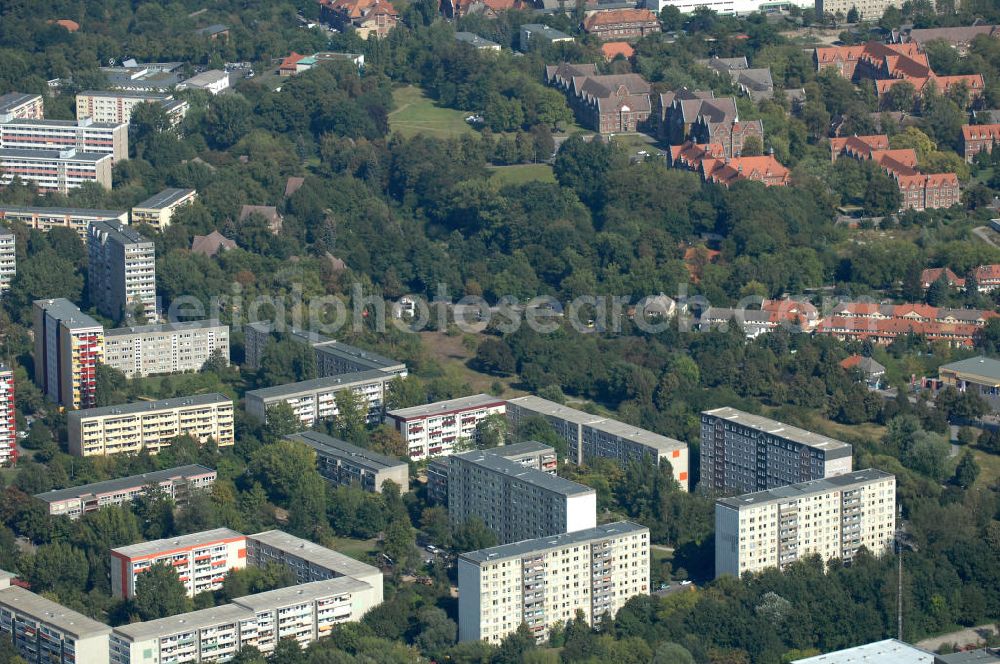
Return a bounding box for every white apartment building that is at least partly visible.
[0,572,111,664]
[0,148,112,194]
[76,90,188,126]
[0,366,13,467]
[0,118,128,163]
[103,319,229,378]
[0,93,44,122]
[130,187,197,229]
[246,530,383,604]
[0,205,127,238]
[715,469,896,579]
[701,407,853,494]
[67,393,235,457]
[647,0,811,15]
[33,298,104,409]
[245,370,395,428]
[178,70,230,95]
[458,522,649,643]
[0,227,14,293]
[506,396,689,490]
[446,449,597,545]
[34,464,217,519]
[816,0,901,20]
[386,393,507,459]
[110,576,379,663]
[111,528,247,599]
[88,221,156,323]
[286,431,409,493]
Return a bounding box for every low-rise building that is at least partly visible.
[0,227,14,293]
[111,528,247,599]
[520,24,574,51]
[88,221,156,323]
[715,469,896,578]
[457,522,649,643]
[0,93,44,121]
[385,394,506,460]
[75,90,188,126]
[455,32,502,52]
[961,123,1000,163]
[581,9,660,41]
[191,230,236,256]
[239,205,283,234]
[100,61,184,92]
[130,187,197,229]
[0,117,128,163]
[935,649,1000,664]
[790,639,933,663]
[318,0,399,38]
[0,148,112,194]
[446,449,596,544]
[68,393,235,457]
[285,431,409,493]
[0,573,111,664]
[178,70,230,95]
[938,355,1000,412]
[103,319,229,378]
[505,395,689,488]
[245,370,396,427]
[34,465,217,519]
[0,205,127,238]
[701,407,853,494]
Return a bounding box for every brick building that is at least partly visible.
[961,123,1000,162]
[545,63,651,134]
[318,0,398,38]
[581,9,660,41]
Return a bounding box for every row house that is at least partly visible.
[545,63,652,134]
[920,267,965,289]
[816,316,981,347]
[916,265,1000,292]
[961,123,1000,163]
[318,0,398,38]
[581,9,660,41]
[829,301,998,326]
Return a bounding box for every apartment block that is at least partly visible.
[0,148,112,194]
[130,187,197,230]
[0,205,127,238]
[700,407,853,494]
[68,393,235,457]
[815,0,901,21]
[446,449,596,545]
[505,396,689,489]
[0,118,128,163]
[244,322,407,377]
[34,464,216,519]
[715,469,896,578]
[111,528,247,599]
[246,530,383,603]
[103,319,229,378]
[0,572,111,664]
[285,431,409,493]
[245,370,396,428]
[0,93,44,121]
[0,227,14,293]
[0,367,13,466]
[386,394,506,459]
[75,90,188,126]
[457,522,649,643]
[32,298,104,409]
[110,576,379,663]
[88,221,156,323]
[427,441,557,505]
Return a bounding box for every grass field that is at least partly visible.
[972,447,1000,489]
[389,86,474,139]
[488,163,556,186]
[328,536,380,561]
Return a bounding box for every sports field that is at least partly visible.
[389,86,474,138]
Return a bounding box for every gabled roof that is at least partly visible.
[280,52,306,71]
[601,42,635,60]
[583,8,658,30]
[962,123,1000,141]
[191,230,236,257]
[701,154,789,187]
[920,267,965,287]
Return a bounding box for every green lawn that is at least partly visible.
[972,447,1000,489]
[327,536,380,561]
[488,163,556,186]
[389,86,474,139]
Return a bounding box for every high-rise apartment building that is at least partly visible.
[386,393,507,460]
[715,469,896,578]
[0,205,127,239]
[111,528,247,599]
[0,118,128,163]
[446,449,597,545]
[75,90,188,126]
[427,441,557,505]
[506,396,689,490]
[88,221,156,323]
[245,370,396,428]
[700,407,853,494]
[0,571,111,664]
[103,319,229,378]
[0,367,13,466]
[130,187,197,229]
[34,464,216,519]
[33,299,104,409]
[243,322,407,378]
[0,148,113,194]
[68,393,235,457]
[457,522,649,643]
[0,227,14,293]
[0,93,44,121]
[285,431,409,493]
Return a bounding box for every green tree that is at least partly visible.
[452,517,497,552]
[132,485,175,539]
[262,402,302,442]
[493,623,536,664]
[653,643,696,664]
[22,542,87,592]
[740,135,764,157]
[954,450,980,488]
[474,413,507,449]
[203,94,252,150]
[249,440,318,504]
[132,562,191,620]
[414,606,458,658]
[333,388,368,442]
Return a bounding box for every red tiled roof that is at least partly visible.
[702,154,789,187]
[962,124,1000,141]
[975,264,1000,282]
[840,355,863,369]
[601,42,635,60]
[280,52,306,71]
[670,140,724,170]
[921,267,965,287]
[831,134,890,154]
[583,8,658,30]
[53,19,80,31]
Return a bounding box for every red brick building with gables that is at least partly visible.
[545,63,651,134]
[582,9,660,41]
[961,124,1000,163]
